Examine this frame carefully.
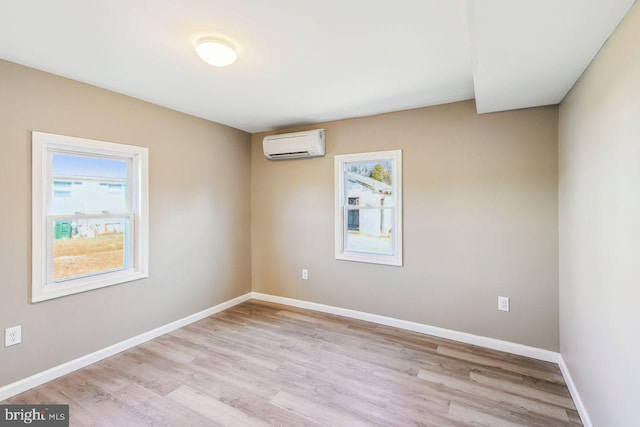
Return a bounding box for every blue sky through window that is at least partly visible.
[52,154,127,180]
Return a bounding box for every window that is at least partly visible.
[334,150,402,266]
[32,132,149,302]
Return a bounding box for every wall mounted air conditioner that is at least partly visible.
[263,129,325,160]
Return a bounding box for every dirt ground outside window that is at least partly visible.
[53,234,125,280]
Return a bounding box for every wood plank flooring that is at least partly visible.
[3,300,582,426]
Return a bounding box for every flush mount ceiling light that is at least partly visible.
[196,38,237,67]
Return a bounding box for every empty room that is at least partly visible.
[0,1,638,426]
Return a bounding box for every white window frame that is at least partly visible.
[334,150,403,266]
[32,131,149,302]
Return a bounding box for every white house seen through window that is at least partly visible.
[32,132,149,302]
[334,150,402,266]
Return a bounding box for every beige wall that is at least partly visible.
[252,100,560,350]
[559,2,640,425]
[0,59,252,387]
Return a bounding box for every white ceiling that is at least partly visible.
[0,0,634,133]
[468,0,636,114]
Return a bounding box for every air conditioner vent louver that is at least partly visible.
[263,129,325,160]
[270,151,310,157]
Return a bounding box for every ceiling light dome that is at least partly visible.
[196,38,237,67]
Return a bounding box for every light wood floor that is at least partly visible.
[4,300,582,426]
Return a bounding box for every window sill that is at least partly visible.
[335,252,403,267]
[33,270,148,303]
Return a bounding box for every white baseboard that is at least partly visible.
[251,292,560,363]
[558,356,592,427]
[0,292,252,401]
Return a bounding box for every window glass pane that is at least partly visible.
[52,154,128,215]
[345,208,393,255]
[345,160,393,207]
[52,217,129,281]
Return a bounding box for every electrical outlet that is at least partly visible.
[5,325,22,347]
[302,269,308,280]
[498,296,510,312]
